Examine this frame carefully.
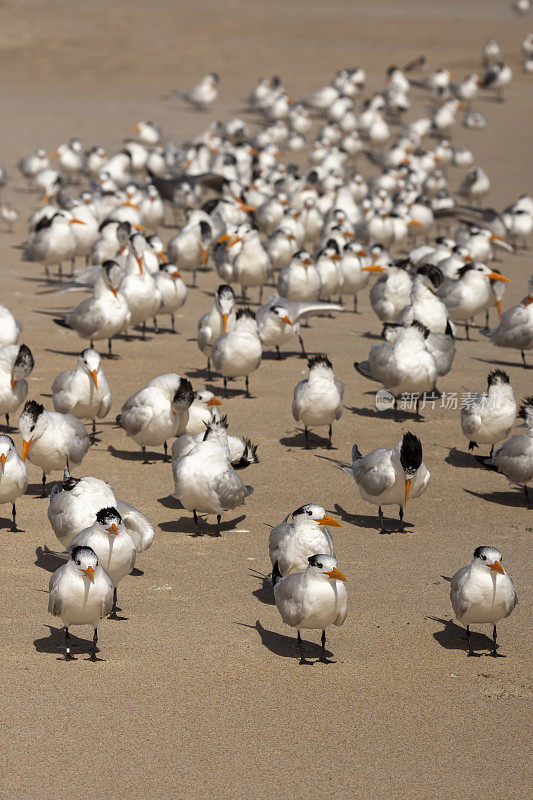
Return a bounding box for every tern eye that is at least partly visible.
[76,560,81,565]
[306,510,312,516]
[481,555,486,561]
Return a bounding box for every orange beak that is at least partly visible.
[465,255,474,262]
[404,478,411,506]
[281,315,293,325]
[217,233,231,243]
[343,231,354,238]
[408,220,423,227]
[201,248,207,267]
[318,514,342,527]
[111,288,118,297]
[237,198,256,212]
[133,224,146,231]
[303,257,313,266]
[207,397,222,406]
[137,256,143,273]
[172,270,182,279]
[0,453,5,474]
[226,236,242,249]
[157,250,166,261]
[526,297,533,307]
[490,560,505,575]
[106,524,119,535]
[41,193,50,205]
[361,265,386,272]
[331,253,342,261]
[131,125,140,132]
[357,249,368,257]
[11,378,17,389]
[90,370,98,390]
[80,565,95,583]
[325,567,348,581]
[70,218,86,225]
[22,438,33,461]
[222,313,228,333]
[489,272,510,283]
[123,201,140,210]
[51,151,59,159]
[497,300,502,316]
[490,235,504,242]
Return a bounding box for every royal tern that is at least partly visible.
[480,62,512,102]
[68,507,136,619]
[172,419,258,470]
[438,263,510,339]
[269,504,341,583]
[395,265,448,333]
[25,211,85,279]
[184,390,222,435]
[197,284,236,373]
[118,374,193,462]
[172,417,254,536]
[292,355,344,448]
[460,370,516,458]
[18,148,49,189]
[174,73,219,109]
[0,344,34,427]
[0,434,28,531]
[367,259,413,323]
[457,168,491,205]
[153,263,188,332]
[450,546,517,657]
[274,554,348,664]
[19,400,90,496]
[211,308,262,397]
[48,545,113,660]
[118,235,162,337]
[484,275,533,366]
[278,250,322,302]
[340,431,430,533]
[131,121,162,146]
[167,219,212,287]
[52,348,111,438]
[48,470,154,551]
[492,396,533,508]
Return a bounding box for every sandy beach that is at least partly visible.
[0,1,531,798]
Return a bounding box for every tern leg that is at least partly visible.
[64,627,76,660]
[207,356,211,378]
[415,396,421,420]
[297,334,307,357]
[304,426,310,449]
[88,627,99,662]
[466,625,480,657]
[58,262,63,279]
[271,560,282,586]
[490,625,504,657]
[489,444,494,459]
[108,338,112,356]
[241,286,247,301]
[378,506,386,534]
[328,424,332,448]
[91,418,96,439]
[5,413,9,428]
[276,346,281,360]
[192,509,203,537]
[484,309,489,329]
[245,376,250,397]
[45,264,50,281]
[223,377,228,397]
[153,316,158,333]
[171,314,176,334]
[521,349,527,368]
[141,321,146,340]
[465,321,470,341]
[258,286,263,304]
[107,587,123,620]
[297,630,312,665]
[319,629,335,663]
[397,505,406,532]
[163,441,170,462]
[141,445,150,464]
[10,502,20,532]
[212,513,222,537]
[41,472,47,498]
[193,269,197,288]
[353,295,358,313]
[70,257,75,276]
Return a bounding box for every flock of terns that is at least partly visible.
[0,29,530,664]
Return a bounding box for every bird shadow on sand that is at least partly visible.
[35,545,67,573]
[184,366,213,381]
[429,616,496,655]
[262,349,306,361]
[107,444,167,464]
[249,568,275,606]
[236,620,333,661]
[34,624,102,661]
[463,487,530,509]
[44,347,84,358]
[473,356,529,370]
[204,382,255,399]
[445,447,491,470]
[26,482,51,498]
[332,502,414,534]
[0,423,16,434]
[279,428,336,450]
[159,513,246,536]
[360,331,383,340]
[157,493,183,510]
[346,405,423,423]
[0,515,20,532]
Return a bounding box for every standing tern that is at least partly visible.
[340,431,430,533]
[19,400,90,496]
[52,348,111,438]
[492,396,533,508]
[48,545,113,660]
[172,417,254,536]
[197,284,237,374]
[484,275,533,366]
[211,308,262,397]
[0,344,34,427]
[173,73,219,109]
[268,504,341,583]
[0,434,28,531]
[292,355,344,448]
[450,547,517,657]
[274,554,348,665]
[460,370,516,458]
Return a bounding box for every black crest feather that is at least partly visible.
[307,354,332,370]
[487,369,510,387]
[96,507,122,526]
[410,320,430,338]
[399,431,423,472]
[236,308,256,321]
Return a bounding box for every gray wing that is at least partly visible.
[354,360,379,382]
[116,500,155,552]
[334,379,345,419]
[211,466,246,510]
[353,449,396,495]
[48,568,65,617]
[119,391,154,436]
[292,379,308,421]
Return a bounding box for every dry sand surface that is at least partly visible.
[0,1,531,798]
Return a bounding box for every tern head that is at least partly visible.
[472,546,505,575]
[12,344,34,382]
[173,378,194,413]
[293,250,314,267]
[486,369,511,391]
[270,305,293,326]
[102,260,123,293]
[79,348,101,390]
[202,415,229,442]
[71,546,99,584]
[399,432,423,506]
[307,554,347,581]
[215,285,235,328]
[159,263,182,280]
[194,390,222,409]
[409,320,430,339]
[307,354,333,373]
[417,264,443,291]
[0,434,16,474]
[235,307,257,331]
[95,507,123,536]
[19,400,44,458]
[292,504,342,527]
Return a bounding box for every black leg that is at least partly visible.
[5,413,9,428]
[141,445,150,464]
[353,295,358,313]
[521,349,527,368]
[193,269,197,288]
[171,314,175,333]
[489,624,503,657]
[259,285,263,304]
[466,624,480,657]
[192,509,203,537]
[153,316,158,333]
[207,356,211,379]
[64,627,76,660]
[142,321,146,340]
[484,309,489,329]
[378,505,386,534]
[90,338,94,348]
[328,424,332,448]
[163,441,170,462]
[297,630,312,665]
[108,338,112,356]
[107,587,122,620]
[398,505,405,531]
[276,346,281,360]
[10,502,20,532]
[465,322,470,341]
[468,441,478,452]
[41,472,47,498]
[212,513,222,537]
[297,334,306,357]
[415,395,420,420]
[91,418,96,439]
[245,376,250,397]
[88,628,99,661]
[489,444,494,459]
[223,377,228,396]
[304,426,310,449]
